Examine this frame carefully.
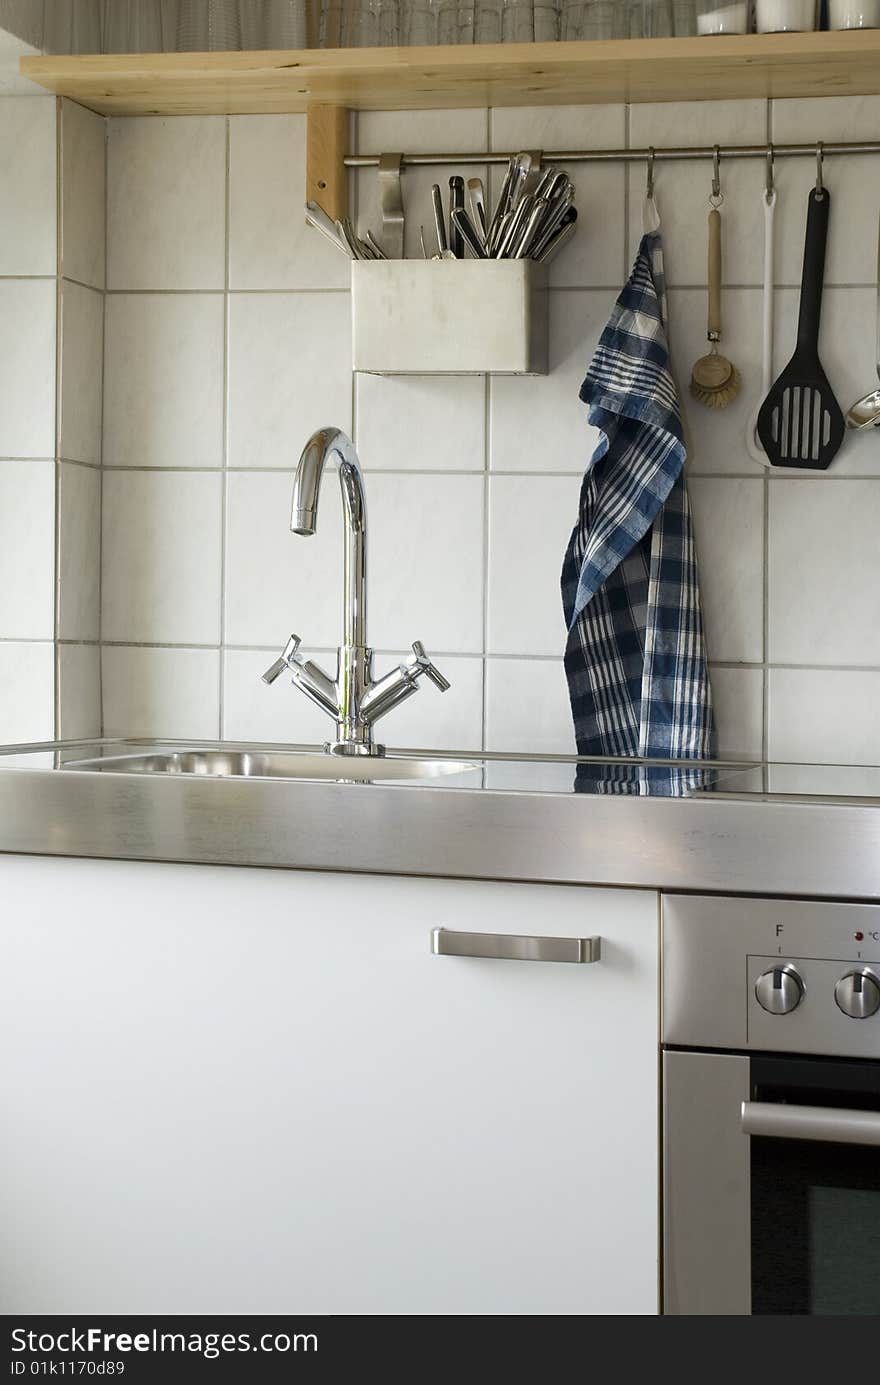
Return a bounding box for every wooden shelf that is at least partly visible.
[20,31,880,117]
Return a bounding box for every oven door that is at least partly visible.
[664,1050,880,1315]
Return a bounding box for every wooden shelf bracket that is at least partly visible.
[307,104,349,223]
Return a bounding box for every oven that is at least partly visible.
[662,895,880,1316]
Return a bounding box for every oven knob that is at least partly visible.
[755,965,804,1015]
[834,970,880,1020]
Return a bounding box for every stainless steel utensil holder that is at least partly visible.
[351,259,549,375]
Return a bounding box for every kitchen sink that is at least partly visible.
[62,749,478,783]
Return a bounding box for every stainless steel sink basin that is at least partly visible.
[64,749,477,783]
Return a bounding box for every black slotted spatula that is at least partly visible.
[757,187,845,469]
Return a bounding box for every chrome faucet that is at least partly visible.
[262,427,450,756]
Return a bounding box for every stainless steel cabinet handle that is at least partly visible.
[741,1101,880,1147]
[431,928,600,964]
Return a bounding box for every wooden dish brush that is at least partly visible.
[690,206,741,409]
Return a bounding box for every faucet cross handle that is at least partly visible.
[409,641,451,692]
[261,634,302,685]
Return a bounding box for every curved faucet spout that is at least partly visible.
[292,426,365,540]
[265,425,451,757]
[291,427,370,749]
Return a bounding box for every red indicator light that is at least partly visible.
[854,931,865,942]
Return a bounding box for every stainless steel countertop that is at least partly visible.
[0,739,878,901]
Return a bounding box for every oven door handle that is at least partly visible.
[741,1100,880,1147]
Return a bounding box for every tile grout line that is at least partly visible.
[624,101,631,277]
[481,104,492,754]
[762,95,773,765]
[59,273,103,296]
[350,112,360,473]
[218,115,231,743]
[99,111,109,738]
[52,96,62,743]
[94,464,880,480]
[43,639,880,675]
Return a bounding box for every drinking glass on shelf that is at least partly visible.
[436,0,459,40]
[827,0,880,26]
[754,0,816,31]
[263,0,309,46]
[177,0,242,49]
[627,0,673,35]
[374,0,403,42]
[346,0,379,42]
[502,0,535,40]
[534,0,560,39]
[319,0,346,46]
[584,0,626,34]
[458,0,477,40]
[103,0,164,52]
[672,0,697,32]
[45,0,104,53]
[404,0,438,41]
[695,0,749,32]
[475,0,504,41]
[560,0,587,38]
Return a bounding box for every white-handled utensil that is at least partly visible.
[305,200,352,257]
[746,187,777,463]
[466,177,487,243]
[845,212,880,430]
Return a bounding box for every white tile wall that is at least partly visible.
[0,459,55,640]
[103,294,224,468]
[689,478,765,664]
[487,474,579,656]
[228,115,350,292]
[0,94,64,745]
[485,658,575,755]
[102,646,220,740]
[0,641,54,743]
[59,280,103,466]
[102,471,222,645]
[52,95,880,767]
[57,462,100,642]
[356,374,486,472]
[769,668,880,766]
[490,290,609,472]
[0,95,55,275]
[769,480,880,667]
[710,666,765,760]
[366,472,485,652]
[0,278,56,457]
[107,117,226,290]
[227,292,352,467]
[225,468,344,649]
[57,643,101,741]
[60,98,105,291]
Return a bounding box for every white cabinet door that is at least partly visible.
[0,855,658,1315]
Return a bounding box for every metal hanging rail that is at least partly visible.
[345,140,880,168]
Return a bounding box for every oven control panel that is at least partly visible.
[662,894,880,1058]
[748,955,880,1058]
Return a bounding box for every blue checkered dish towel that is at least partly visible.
[561,213,716,795]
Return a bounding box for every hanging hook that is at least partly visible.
[710,144,723,207]
[765,143,774,201]
[815,140,824,197]
[646,146,655,201]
